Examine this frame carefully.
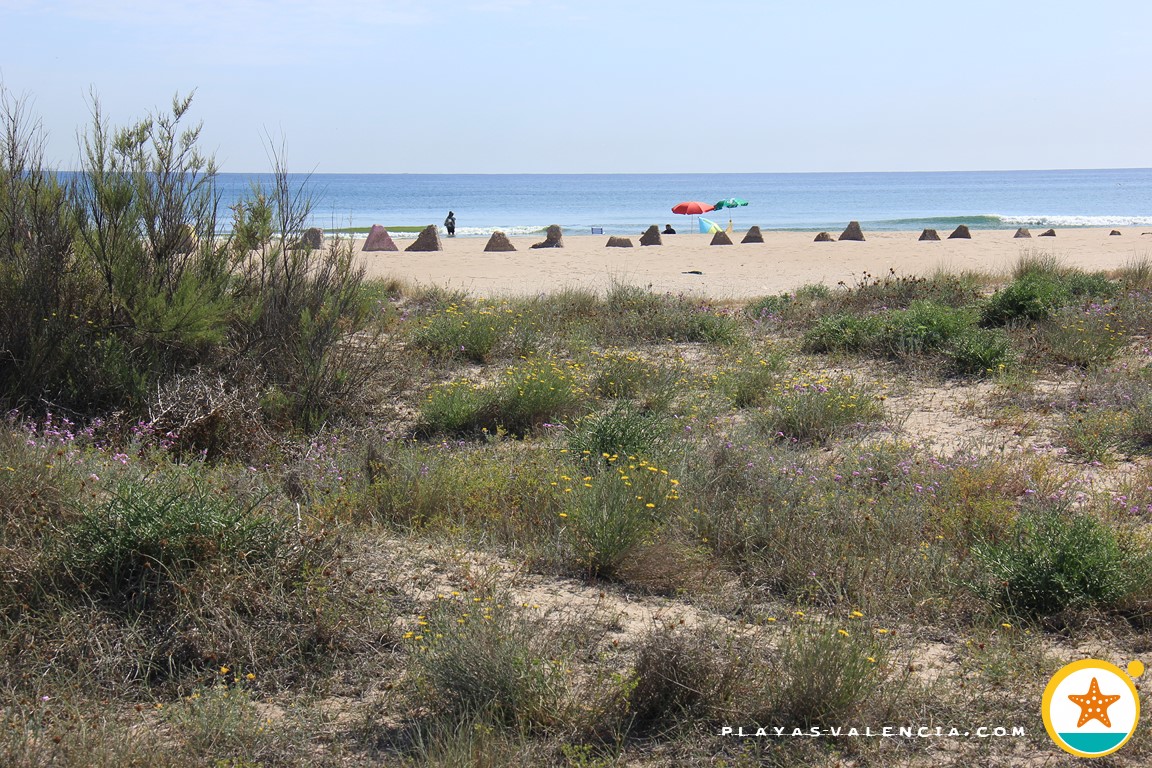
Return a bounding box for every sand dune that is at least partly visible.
[357,228,1152,300]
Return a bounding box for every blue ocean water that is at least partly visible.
[212,169,1152,237]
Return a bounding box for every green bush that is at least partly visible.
[566,402,672,461]
[946,328,1014,376]
[560,456,680,578]
[973,510,1151,617]
[1056,410,1128,463]
[746,293,793,320]
[715,350,785,407]
[877,301,975,358]
[1,92,382,437]
[61,477,283,595]
[626,627,746,731]
[981,274,1069,326]
[419,379,489,436]
[1039,304,1128,368]
[419,357,584,437]
[589,350,660,400]
[801,313,882,354]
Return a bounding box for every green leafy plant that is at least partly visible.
[973,510,1152,617]
[566,402,671,461]
[61,477,282,595]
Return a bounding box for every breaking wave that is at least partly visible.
[869,214,1152,230]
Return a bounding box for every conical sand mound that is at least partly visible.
[405,225,442,252]
[839,221,865,241]
[363,225,398,252]
[484,231,516,252]
[741,226,764,244]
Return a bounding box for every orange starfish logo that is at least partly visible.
[1068,677,1122,728]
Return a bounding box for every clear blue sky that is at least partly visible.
[2,0,1150,173]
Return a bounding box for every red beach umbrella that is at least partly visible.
[672,201,716,215]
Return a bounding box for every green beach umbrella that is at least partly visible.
[714,197,749,209]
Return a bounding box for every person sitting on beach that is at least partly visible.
[444,211,456,237]
[662,224,676,234]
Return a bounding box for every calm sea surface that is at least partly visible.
[211,169,1152,237]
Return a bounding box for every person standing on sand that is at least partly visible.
[444,211,456,237]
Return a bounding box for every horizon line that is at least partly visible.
[195,166,1152,176]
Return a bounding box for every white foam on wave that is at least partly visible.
[998,214,1152,227]
[453,225,547,238]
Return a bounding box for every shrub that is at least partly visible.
[166,679,278,763]
[746,293,792,321]
[490,357,584,435]
[973,510,1152,618]
[589,349,660,400]
[801,313,882,354]
[0,90,86,409]
[1038,303,1128,368]
[419,378,489,436]
[599,284,741,345]
[877,301,975,358]
[559,455,680,578]
[566,402,672,461]
[946,328,1014,376]
[60,477,283,596]
[626,627,746,731]
[409,598,573,728]
[408,300,521,363]
[420,357,585,438]
[715,349,786,408]
[754,373,883,444]
[764,617,889,728]
[1055,410,1128,464]
[72,94,233,410]
[355,441,562,533]
[1116,256,1152,292]
[228,165,382,431]
[981,273,1069,326]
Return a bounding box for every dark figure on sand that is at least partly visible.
[444,211,456,237]
[663,224,676,234]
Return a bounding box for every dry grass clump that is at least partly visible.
[625,626,748,733]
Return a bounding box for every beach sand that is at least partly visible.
[356,228,1152,300]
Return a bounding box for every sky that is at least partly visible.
[2,0,1150,174]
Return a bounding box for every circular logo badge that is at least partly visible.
[1042,659,1141,758]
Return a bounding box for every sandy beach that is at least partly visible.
[356,227,1152,300]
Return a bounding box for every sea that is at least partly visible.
[211,168,1152,238]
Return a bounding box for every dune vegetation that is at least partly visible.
[4,92,1152,766]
